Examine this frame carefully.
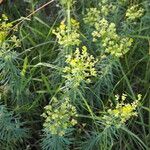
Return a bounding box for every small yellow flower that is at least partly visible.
[71,18,80,28]
[83,1,116,26]
[63,46,97,87]
[2,14,8,21]
[52,18,80,47]
[42,97,78,136]
[126,5,144,21]
[92,18,133,57]
[59,21,66,30]
[102,94,141,127]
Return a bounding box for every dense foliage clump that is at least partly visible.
[0,0,150,149]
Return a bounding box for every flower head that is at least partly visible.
[83,1,116,26]
[92,18,133,57]
[0,14,13,44]
[63,46,97,87]
[52,19,80,47]
[126,5,144,21]
[42,97,78,136]
[101,94,141,128]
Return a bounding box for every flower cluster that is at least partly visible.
[0,15,20,63]
[59,0,75,8]
[83,0,116,26]
[118,0,128,5]
[52,19,80,47]
[83,8,101,26]
[41,97,78,136]
[10,35,21,47]
[92,18,133,57]
[126,5,144,21]
[98,0,116,17]
[0,14,20,49]
[63,46,97,87]
[101,94,141,128]
[0,14,13,44]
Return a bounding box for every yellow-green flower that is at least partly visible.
[10,35,21,47]
[101,94,141,128]
[52,19,80,47]
[83,8,101,26]
[118,0,128,5]
[126,5,144,21]
[41,97,78,136]
[59,0,75,8]
[99,2,116,17]
[63,46,97,87]
[83,1,116,26]
[92,18,133,57]
[0,14,13,44]
[0,31,7,43]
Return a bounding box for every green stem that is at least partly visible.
[118,59,148,145]
[66,1,72,54]
[67,1,71,31]
[118,59,136,99]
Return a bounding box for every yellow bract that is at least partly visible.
[41,97,78,136]
[126,5,144,21]
[92,18,133,57]
[0,14,20,48]
[102,94,142,128]
[0,14,13,44]
[83,1,116,26]
[63,46,97,87]
[52,19,80,47]
[0,31,7,43]
[83,8,101,26]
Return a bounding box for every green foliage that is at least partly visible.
[41,129,72,150]
[0,0,150,149]
[0,105,29,150]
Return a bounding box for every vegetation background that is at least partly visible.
[0,0,150,150]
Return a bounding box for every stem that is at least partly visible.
[66,1,72,54]
[11,0,55,32]
[67,1,71,31]
[118,59,136,99]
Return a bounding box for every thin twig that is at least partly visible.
[11,0,55,31]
